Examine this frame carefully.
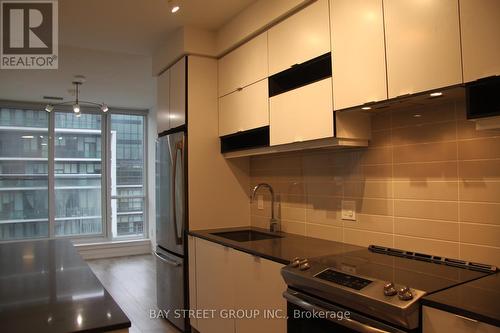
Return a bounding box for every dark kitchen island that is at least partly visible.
[0,239,130,333]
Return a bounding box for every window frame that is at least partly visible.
[0,100,148,243]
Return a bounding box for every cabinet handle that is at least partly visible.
[455,314,478,324]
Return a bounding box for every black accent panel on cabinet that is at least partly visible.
[220,126,270,153]
[466,76,500,119]
[268,53,332,97]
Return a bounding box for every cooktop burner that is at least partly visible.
[281,245,496,330]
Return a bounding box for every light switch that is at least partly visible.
[341,200,356,221]
[257,195,264,210]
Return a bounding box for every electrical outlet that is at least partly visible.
[341,200,356,221]
[257,195,264,210]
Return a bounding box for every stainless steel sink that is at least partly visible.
[211,229,283,242]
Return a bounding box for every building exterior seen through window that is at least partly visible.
[0,107,146,241]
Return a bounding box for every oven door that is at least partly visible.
[284,289,409,333]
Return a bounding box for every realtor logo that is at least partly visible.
[1,0,58,69]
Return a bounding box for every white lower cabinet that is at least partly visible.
[269,78,334,146]
[192,237,286,333]
[423,306,500,333]
[195,238,235,333]
[233,250,287,333]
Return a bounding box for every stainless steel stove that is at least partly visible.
[281,245,496,333]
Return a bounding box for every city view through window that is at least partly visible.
[0,107,146,241]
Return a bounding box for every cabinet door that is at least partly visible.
[219,79,269,137]
[233,250,287,333]
[157,69,170,133]
[331,0,387,110]
[195,238,235,333]
[187,235,198,330]
[170,57,186,128]
[423,306,500,333]
[268,0,331,76]
[384,0,462,98]
[218,33,268,97]
[270,78,333,146]
[460,0,500,82]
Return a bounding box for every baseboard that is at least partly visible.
[76,239,152,260]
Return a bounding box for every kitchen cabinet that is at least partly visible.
[233,250,287,333]
[156,57,186,133]
[423,306,500,333]
[187,235,198,331]
[195,238,235,333]
[383,0,462,98]
[218,33,268,97]
[170,57,186,128]
[269,78,333,146]
[268,0,331,76]
[330,0,387,110]
[460,0,500,82]
[218,79,269,137]
[157,69,170,133]
[192,237,286,333]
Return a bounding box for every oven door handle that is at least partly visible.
[283,290,405,333]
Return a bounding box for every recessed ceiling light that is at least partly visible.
[413,114,422,118]
[169,0,180,13]
[361,106,372,110]
[21,135,34,139]
[429,92,443,97]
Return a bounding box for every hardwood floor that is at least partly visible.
[88,255,181,333]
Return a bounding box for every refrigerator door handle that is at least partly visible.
[153,251,182,267]
[172,139,184,245]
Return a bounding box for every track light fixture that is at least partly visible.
[44,76,109,116]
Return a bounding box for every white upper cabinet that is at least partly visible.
[157,68,170,134]
[170,57,186,128]
[270,78,333,146]
[268,0,331,75]
[219,79,269,137]
[384,0,462,98]
[218,33,268,97]
[460,0,500,82]
[330,0,387,110]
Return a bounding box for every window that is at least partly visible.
[54,112,103,236]
[110,114,145,238]
[0,105,147,241]
[0,108,49,240]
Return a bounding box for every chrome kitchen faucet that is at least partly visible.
[251,183,280,233]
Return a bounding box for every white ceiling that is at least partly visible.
[59,0,256,55]
[0,0,256,109]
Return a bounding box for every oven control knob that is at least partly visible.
[291,257,302,268]
[398,286,413,301]
[299,261,311,271]
[383,282,397,296]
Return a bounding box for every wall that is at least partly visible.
[0,45,155,109]
[250,99,500,267]
[187,56,250,230]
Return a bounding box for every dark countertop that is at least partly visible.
[189,226,362,265]
[0,239,131,333]
[422,272,500,327]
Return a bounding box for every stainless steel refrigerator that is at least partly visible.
[155,130,187,332]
